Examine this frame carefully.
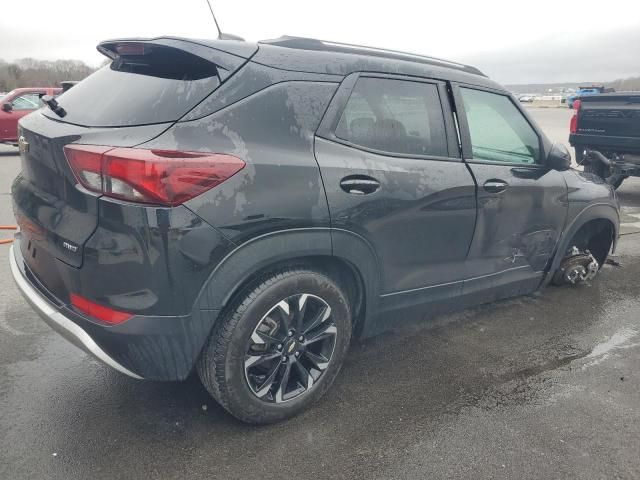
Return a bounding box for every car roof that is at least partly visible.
[261,36,483,74]
[98,36,504,91]
[254,36,503,90]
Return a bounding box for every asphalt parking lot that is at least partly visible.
[1,108,639,480]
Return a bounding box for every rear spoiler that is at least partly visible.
[97,37,258,80]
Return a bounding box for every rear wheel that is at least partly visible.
[197,269,352,424]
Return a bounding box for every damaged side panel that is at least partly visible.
[462,163,568,297]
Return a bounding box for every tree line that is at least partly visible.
[607,76,640,92]
[2,57,639,94]
[0,58,97,92]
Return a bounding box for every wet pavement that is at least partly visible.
[1,112,640,479]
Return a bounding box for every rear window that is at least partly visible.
[47,46,222,127]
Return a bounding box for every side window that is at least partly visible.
[335,77,448,157]
[12,93,42,111]
[460,88,540,164]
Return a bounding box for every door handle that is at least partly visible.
[340,175,380,195]
[483,179,509,193]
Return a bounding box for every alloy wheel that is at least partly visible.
[244,293,338,403]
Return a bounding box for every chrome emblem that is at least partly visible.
[18,136,29,155]
[62,241,78,253]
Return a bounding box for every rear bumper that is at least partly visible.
[9,240,219,381]
[9,244,142,379]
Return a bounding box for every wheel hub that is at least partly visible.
[553,247,600,285]
[284,338,299,355]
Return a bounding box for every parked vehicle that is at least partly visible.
[10,36,620,424]
[566,85,613,109]
[518,94,535,103]
[570,92,640,189]
[1,87,61,144]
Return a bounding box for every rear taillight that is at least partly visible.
[64,145,245,206]
[569,99,582,134]
[70,293,132,324]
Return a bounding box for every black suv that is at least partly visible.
[10,36,619,423]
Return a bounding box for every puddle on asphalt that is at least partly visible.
[583,328,639,367]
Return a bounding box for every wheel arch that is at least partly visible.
[543,203,619,287]
[193,228,382,338]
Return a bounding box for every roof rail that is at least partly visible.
[259,36,485,76]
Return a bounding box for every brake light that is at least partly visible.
[70,293,133,324]
[64,146,245,206]
[115,43,146,56]
[569,100,581,134]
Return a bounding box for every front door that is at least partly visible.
[315,74,477,308]
[453,85,568,298]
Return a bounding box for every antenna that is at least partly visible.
[203,1,245,41]
[205,0,222,39]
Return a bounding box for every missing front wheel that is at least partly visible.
[552,246,600,286]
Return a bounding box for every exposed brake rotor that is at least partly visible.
[552,246,600,286]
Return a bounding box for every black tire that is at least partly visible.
[197,268,352,424]
[585,162,626,189]
[581,154,625,190]
[583,160,604,178]
[610,176,625,190]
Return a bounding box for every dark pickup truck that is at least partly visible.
[570,92,640,189]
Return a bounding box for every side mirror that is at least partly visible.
[1,102,12,112]
[547,142,572,171]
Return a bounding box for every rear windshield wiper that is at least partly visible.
[41,95,67,118]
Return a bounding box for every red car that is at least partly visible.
[1,87,62,144]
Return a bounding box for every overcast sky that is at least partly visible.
[1,0,639,84]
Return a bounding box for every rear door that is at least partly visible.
[315,73,477,307]
[452,84,568,299]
